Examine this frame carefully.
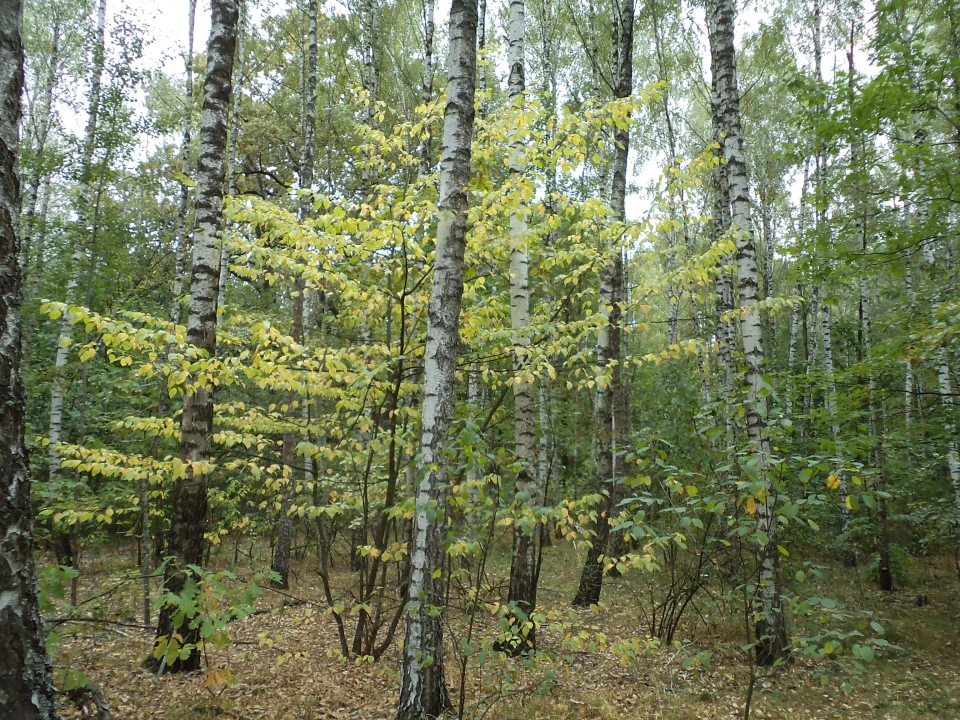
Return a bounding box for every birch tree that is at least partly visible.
[47,0,106,582]
[170,0,196,327]
[707,0,788,665]
[154,0,240,673]
[0,1,60,714]
[418,0,436,174]
[396,0,478,714]
[505,0,541,650]
[572,0,634,608]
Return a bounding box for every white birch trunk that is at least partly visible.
[0,3,61,713]
[48,0,106,492]
[171,0,197,326]
[396,0,477,714]
[505,0,539,637]
[822,299,852,545]
[20,17,59,273]
[155,0,240,673]
[804,284,819,418]
[785,281,801,418]
[904,262,914,431]
[707,0,787,665]
[20,172,49,368]
[418,0,436,174]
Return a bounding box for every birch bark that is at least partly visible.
[396,0,477,714]
[47,0,107,578]
[0,3,60,715]
[418,0,436,174]
[20,16,59,275]
[171,0,197,327]
[505,0,540,649]
[707,0,787,665]
[154,0,239,673]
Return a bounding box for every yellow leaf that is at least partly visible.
[746,497,757,515]
[827,474,841,490]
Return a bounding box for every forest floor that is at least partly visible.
[51,541,960,720]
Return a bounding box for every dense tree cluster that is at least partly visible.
[2,0,960,717]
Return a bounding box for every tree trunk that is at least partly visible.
[505,0,539,650]
[20,16,59,275]
[418,0,436,174]
[573,0,634,608]
[396,0,477,715]
[822,299,853,562]
[217,0,246,312]
[360,0,380,197]
[650,6,684,347]
[47,0,107,586]
[707,0,788,666]
[803,284,819,418]
[171,0,197,327]
[154,0,239,673]
[846,26,891,592]
[272,0,318,591]
[785,281,801,416]
[0,4,60,715]
[712,161,735,452]
[477,0,487,120]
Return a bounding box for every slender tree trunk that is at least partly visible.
[847,32,891,592]
[418,0,436,174]
[713,160,735,451]
[785,281,801,416]
[822,299,853,562]
[20,17,59,274]
[21,172,49,369]
[904,262,914,432]
[154,0,239,673]
[360,0,380,197]
[217,0,246,312]
[505,0,539,649]
[707,0,787,665]
[650,7,684,346]
[573,0,634,608]
[860,276,892,590]
[48,0,107,583]
[171,0,197,326]
[0,5,60,715]
[272,0,318,590]
[803,284,819,418]
[396,0,477,715]
[477,0,487,120]
[762,203,775,343]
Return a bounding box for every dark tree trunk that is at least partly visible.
[271,0,318,591]
[154,0,240,673]
[0,3,60,716]
[573,0,634,608]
